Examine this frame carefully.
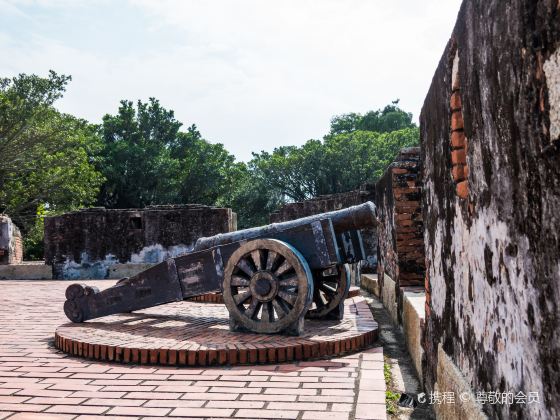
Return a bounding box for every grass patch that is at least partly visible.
[384,361,401,415]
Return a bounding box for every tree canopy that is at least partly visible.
[96,99,242,209]
[1,70,419,256]
[0,71,104,257]
[328,100,415,135]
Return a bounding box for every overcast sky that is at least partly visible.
[1,0,462,161]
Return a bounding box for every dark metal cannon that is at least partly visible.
[64,201,377,335]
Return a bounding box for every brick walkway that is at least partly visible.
[0,281,386,420]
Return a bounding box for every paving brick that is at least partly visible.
[101,385,155,392]
[170,407,234,417]
[268,402,327,411]
[15,389,73,398]
[303,382,355,389]
[45,404,109,414]
[358,379,386,391]
[125,392,182,400]
[107,406,171,416]
[0,403,49,412]
[235,409,299,419]
[321,389,355,396]
[76,416,138,420]
[210,386,262,394]
[169,374,217,381]
[71,391,126,399]
[269,376,318,382]
[299,395,354,403]
[250,381,300,388]
[120,373,170,380]
[26,397,86,405]
[355,403,387,419]
[144,399,205,408]
[155,385,208,393]
[264,388,317,395]
[195,380,246,387]
[0,396,30,403]
[241,394,297,402]
[357,390,386,404]
[89,379,142,385]
[206,400,265,408]
[84,398,146,406]
[332,403,353,411]
[180,392,238,401]
[9,414,75,420]
[303,411,350,419]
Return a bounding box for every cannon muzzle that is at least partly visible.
[194,201,377,251]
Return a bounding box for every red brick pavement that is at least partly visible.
[0,280,386,419]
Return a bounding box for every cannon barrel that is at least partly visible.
[194,201,377,252]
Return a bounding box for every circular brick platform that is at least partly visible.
[54,296,377,367]
[187,285,361,304]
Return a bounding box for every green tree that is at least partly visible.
[221,162,284,229]
[0,71,104,257]
[247,127,419,204]
[97,98,182,208]
[98,100,243,210]
[328,100,415,135]
[171,126,242,206]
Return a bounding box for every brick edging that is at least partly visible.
[54,298,378,367]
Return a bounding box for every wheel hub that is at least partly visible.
[250,271,278,302]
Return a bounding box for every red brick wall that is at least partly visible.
[375,147,425,288]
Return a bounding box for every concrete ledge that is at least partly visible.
[360,273,380,296]
[0,263,52,280]
[402,289,426,383]
[381,273,398,325]
[434,344,488,420]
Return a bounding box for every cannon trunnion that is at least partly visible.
[64,202,377,335]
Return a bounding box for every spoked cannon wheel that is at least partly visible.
[306,264,350,320]
[223,239,313,335]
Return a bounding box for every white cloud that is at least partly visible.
[0,0,462,160]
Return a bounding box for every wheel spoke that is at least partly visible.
[261,302,272,322]
[319,283,337,297]
[251,250,262,271]
[231,276,250,287]
[245,299,260,319]
[272,298,288,319]
[236,258,255,277]
[275,260,293,277]
[313,289,326,308]
[279,275,299,287]
[234,290,252,305]
[266,251,278,271]
[278,290,297,306]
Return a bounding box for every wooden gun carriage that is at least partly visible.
[64,202,377,335]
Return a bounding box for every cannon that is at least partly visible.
[63,201,377,335]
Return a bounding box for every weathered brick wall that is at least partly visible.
[44,205,236,279]
[269,186,377,272]
[375,147,424,290]
[0,215,23,265]
[420,1,560,418]
[269,187,375,222]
